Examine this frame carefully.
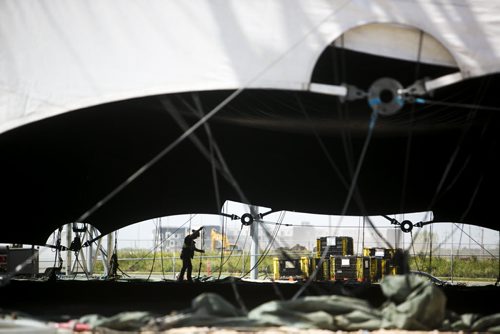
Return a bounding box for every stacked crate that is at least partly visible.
[316,236,353,257]
[308,256,331,280]
[331,255,357,281]
[272,238,408,283]
[363,247,405,280]
[315,236,358,282]
[272,258,303,280]
[299,256,311,279]
[356,256,372,282]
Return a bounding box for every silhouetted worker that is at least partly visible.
[178,227,205,282]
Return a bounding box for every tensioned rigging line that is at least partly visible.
[400,30,423,215]
[414,98,500,111]
[394,42,496,266]
[165,93,250,278]
[416,115,498,260]
[50,227,64,273]
[300,87,394,248]
[408,109,485,260]
[74,0,355,228]
[197,225,205,280]
[455,222,466,260]
[217,211,227,279]
[329,34,355,184]
[241,212,284,278]
[187,91,335,278]
[295,89,396,253]
[331,34,355,238]
[294,93,349,192]
[444,79,490,192]
[452,222,497,259]
[295,93,378,245]
[21,4,359,286]
[94,233,131,279]
[76,87,243,226]
[218,224,245,271]
[259,214,325,276]
[260,220,397,230]
[410,230,421,272]
[241,212,282,278]
[189,93,237,280]
[240,211,286,278]
[412,173,487,269]
[454,174,485,260]
[71,227,92,280]
[146,220,160,281]
[241,229,253,275]
[161,96,250,210]
[438,78,494,263]
[158,219,167,280]
[192,96,226,279]
[234,224,251,270]
[408,75,493,261]
[338,34,356,185]
[122,214,198,275]
[293,96,392,300]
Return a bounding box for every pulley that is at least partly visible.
[368,77,405,115]
[400,220,414,233]
[240,213,254,226]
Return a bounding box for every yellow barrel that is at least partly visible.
[272,257,280,280]
[300,256,310,279]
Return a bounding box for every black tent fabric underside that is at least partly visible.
[1,48,499,245]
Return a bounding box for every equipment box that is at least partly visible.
[273,258,303,280]
[316,236,353,257]
[331,256,359,281]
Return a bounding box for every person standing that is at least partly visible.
[178,227,204,282]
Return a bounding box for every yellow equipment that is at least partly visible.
[210,229,239,252]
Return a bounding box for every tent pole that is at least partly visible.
[250,206,259,280]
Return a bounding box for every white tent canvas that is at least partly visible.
[1,0,500,134]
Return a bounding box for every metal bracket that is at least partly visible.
[399,78,428,96]
[340,84,368,102]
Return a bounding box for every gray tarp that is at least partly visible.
[77,275,500,332]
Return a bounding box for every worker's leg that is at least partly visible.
[178,258,188,281]
[186,260,193,282]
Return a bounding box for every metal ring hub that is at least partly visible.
[368,77,405,116]
[241,213,254,226]
[400,220,414,233]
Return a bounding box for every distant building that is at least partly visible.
[158,225,218,252]
[158,226,190,252]
[252,221,320,252]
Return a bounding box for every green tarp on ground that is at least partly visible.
[76,275,500,332]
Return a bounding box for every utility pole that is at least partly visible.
[66,224,72,275]
[250,206,259,280]
[106,233,114,276]
[87,227,94,275]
